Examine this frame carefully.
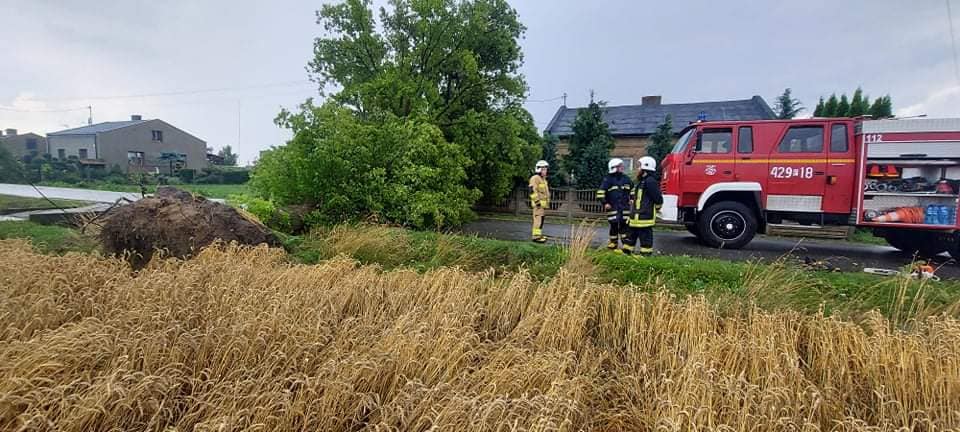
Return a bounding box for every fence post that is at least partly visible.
[513,187,521,216]
[566,189,574,222]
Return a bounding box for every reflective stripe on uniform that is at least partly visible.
[622,244,634,251]
[638,247,654,254]
[629,218,655,228]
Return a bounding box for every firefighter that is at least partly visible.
[597,158,634,250]
[623,156,663,255]
[529,160,550,243]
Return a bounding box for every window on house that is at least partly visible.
[78,148,88,159]
[26,138,37,150]
[57,149,66,159]
[152,130,163,142]
[737,126,753,154]
[619,157,634,172]
[831,124,848,152]
[696,128,733,154]
[777,126,824,153]
[127,151,146,167]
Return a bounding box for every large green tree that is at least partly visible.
[563,101,613,188]
[837,94,851,117]
[773,88,803,119]
[304,0,538,201]
[646,114,673,167]
[814,90,893,118]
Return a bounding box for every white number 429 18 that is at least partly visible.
[770,166,814,179]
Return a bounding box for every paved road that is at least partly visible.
[0,183,142,203]
[462,218,960,278]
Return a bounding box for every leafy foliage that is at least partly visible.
[848,88,868,116]
[301,0,538,204]
[813,97,825,117]
[869,95,893,118]
[563,101,613,188]
[0,146,24,183]
[253,103,479,229]
[814,89,893,118]
[216,145,239,166]
[823,94,839,117]
[773,88,803,119]
[646,115,673,167]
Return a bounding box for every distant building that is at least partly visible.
[47,115,207,173]
[0,129,46,161]
[544,95,776,172]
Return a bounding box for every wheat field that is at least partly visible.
[1,239,958,431]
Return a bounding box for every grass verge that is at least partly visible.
[0,221,98,254]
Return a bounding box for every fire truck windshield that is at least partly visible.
[671,128,695,153]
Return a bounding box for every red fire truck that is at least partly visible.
[660,117,960,257]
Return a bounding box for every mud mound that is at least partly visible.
[101,187,279,268]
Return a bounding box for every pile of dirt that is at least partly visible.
[100,187,279,268]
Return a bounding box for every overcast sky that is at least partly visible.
[2,0,958,165]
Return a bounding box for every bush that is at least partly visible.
[253,104,479,229]
[178,168,196,183]
[195,166,249,184]
[0,146,24,183]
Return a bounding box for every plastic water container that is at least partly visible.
[939,205,951,226]
[925,205,939,224]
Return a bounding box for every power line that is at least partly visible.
[0,105,89,113]
[18,80,314,102]
[949,0,960,86]
[527,95,565,103]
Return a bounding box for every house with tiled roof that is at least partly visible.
[47,115,207,174]
[544,95,775,172]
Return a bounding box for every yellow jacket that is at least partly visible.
[528,174,550,208]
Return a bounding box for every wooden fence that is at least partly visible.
[474,187,609,221]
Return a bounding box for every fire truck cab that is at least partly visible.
[660,117,960,257]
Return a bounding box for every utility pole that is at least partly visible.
[237,99,241,157]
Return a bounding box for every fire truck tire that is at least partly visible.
[883,230,947,257]
[698,201,757,249]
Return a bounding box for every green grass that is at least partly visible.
[0,194,88,212]
[37,181,249,199]
[850,228,888,246]
[0,221,98,254]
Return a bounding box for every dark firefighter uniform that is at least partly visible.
[623,172,663,255]
[597,173,634,249]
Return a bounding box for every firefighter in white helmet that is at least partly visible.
[623,156,663,255]
[597,158,634,250]
[528,160,550,243]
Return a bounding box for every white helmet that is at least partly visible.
[535,160,549,174]
[608,158,624,174]
[639,156,656,172]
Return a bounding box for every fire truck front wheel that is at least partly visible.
[698,201,757,249]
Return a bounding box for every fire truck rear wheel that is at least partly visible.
[698,201,757,249]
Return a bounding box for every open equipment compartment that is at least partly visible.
[858,120,960,229]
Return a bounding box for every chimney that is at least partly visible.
[641,95,662,106]
[4,128,16,137]
[131,114,142,121]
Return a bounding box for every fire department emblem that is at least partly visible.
[704,164,717,176]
